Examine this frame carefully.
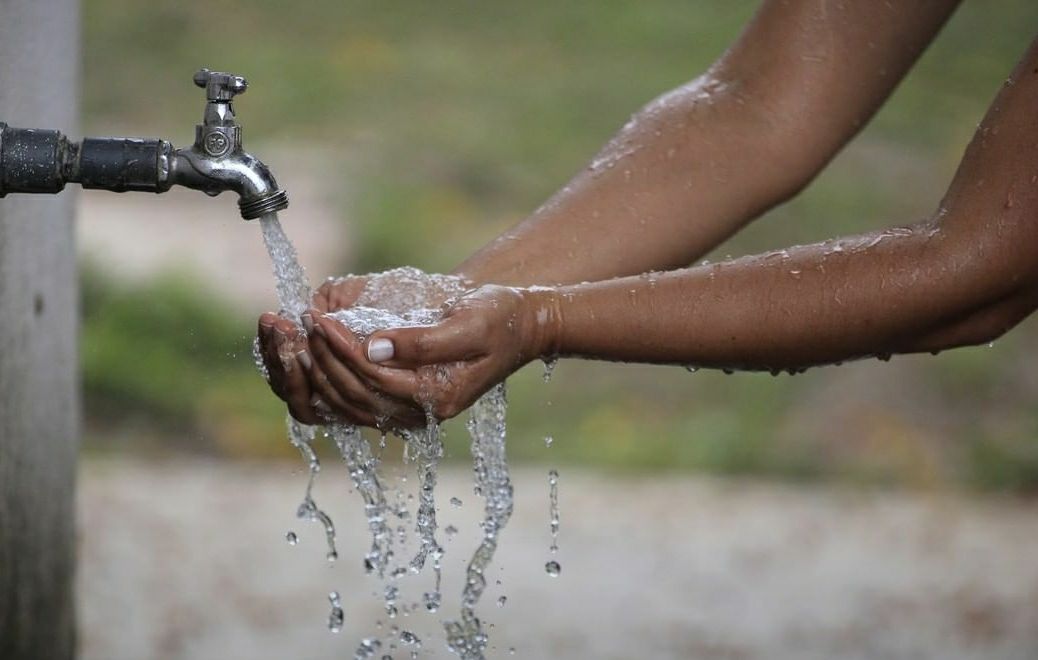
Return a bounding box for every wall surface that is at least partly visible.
[0,1,80,658]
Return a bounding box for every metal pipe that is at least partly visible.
[0,69,288,220]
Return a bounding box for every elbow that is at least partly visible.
[903,221,1038,352]
[908,290,1036,353]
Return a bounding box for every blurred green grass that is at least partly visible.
[80,0,1038,490]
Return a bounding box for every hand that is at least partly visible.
[311,274,369,313]
[299,269,479,428]
[256,276,368,425]
[315,285,561,421]
[299,309,428,429]
[256,312,321,424]
[257,274,431,429]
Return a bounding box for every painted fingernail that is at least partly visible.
[296,350,313,371]
[367,338,394,363]
[301,313,314,334]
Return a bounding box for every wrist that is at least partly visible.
[519,286,564,361]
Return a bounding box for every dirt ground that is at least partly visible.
[77,458,1038,660]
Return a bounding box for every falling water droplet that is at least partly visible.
[548,469,560,557]
[542,358,558,383]
[356,638,382,658]
[400,630,421,647]
[328,591,344,633]
[544,435,554,448]
[545,560,561,577]
[497,595,507,607]
[285,531,298,545]
[423,591,441,612]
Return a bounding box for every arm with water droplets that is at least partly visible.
[349,35,1038,419]
[536,36,1038,371]
[453,0,962,287]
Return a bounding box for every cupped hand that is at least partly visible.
[298,309,428,429]
[257,274,431,429]
[312,284,562,422]
[256,312,321,424]
[256,275,369,425]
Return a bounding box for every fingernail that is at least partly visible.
[301,313,314,334]
[295,350,312,371]
[310,395,333,418]
[367,338,394,363]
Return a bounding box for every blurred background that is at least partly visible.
[76,1,1038,658]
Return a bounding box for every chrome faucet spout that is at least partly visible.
[172,68,289,219]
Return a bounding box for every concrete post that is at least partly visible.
[0,1,80,658]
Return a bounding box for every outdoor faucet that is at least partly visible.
[0,68,288,220]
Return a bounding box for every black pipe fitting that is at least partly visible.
[0,124,175,197]
[0,124,69,196]
[74,137,173,193]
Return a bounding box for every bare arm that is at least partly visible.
[343,33,1038,421]
[538,34,1038,370]
[455,0,962,286]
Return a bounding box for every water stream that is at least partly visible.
[254,212,520,659]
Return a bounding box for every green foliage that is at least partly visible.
[80,265,288,454]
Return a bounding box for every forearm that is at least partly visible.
[537,222,1030,371]
[453,0,961,288]
[453,75,803,287]
[525,29,1038,372]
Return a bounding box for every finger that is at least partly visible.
[311,390,381,428]
[297,348,356,417]
[316,276,368,312]
[308,333,425,426]
[365,316,484,368]
[311,287,331,314]
[274,315,302,340]
[258,318,290,399]
[293,350,383,428]
[311,314,422,401]
[282,352,320,424]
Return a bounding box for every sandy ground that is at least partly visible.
[77,458,1038,660]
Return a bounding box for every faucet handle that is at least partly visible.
[193,69,248,101]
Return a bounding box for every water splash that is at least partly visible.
[255,217,519,658]
[445,384,513,659]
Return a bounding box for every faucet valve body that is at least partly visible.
[0,69,288,220]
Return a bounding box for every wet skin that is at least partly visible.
[260,0,1038,426]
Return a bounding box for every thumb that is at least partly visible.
[366,316,483,367]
